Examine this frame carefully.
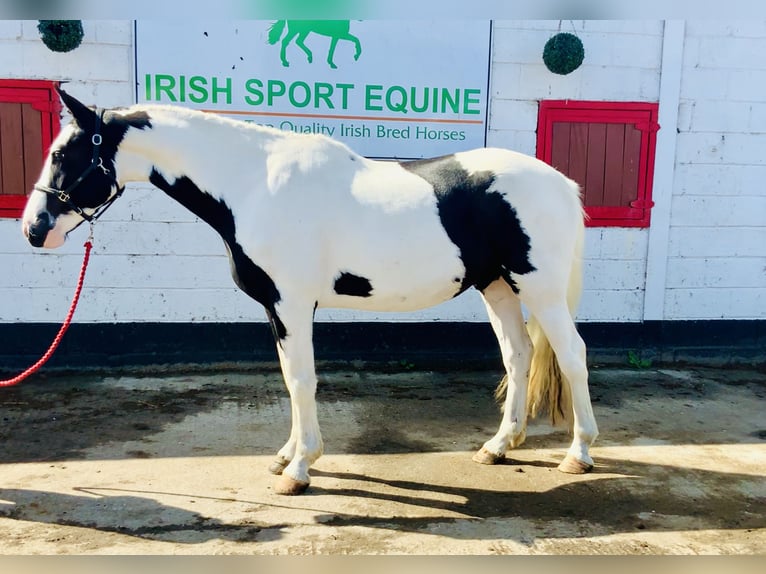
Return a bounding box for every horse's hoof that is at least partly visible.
[472,447,505,465]
[558,454,594,474]
[268,457,289,475]
[274,474,310,495]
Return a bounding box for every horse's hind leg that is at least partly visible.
[524,297,598,472]
[268,298,324,495]
[473,279,532,465]
[344,33,362,61]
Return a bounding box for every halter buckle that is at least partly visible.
[58,191,71,203]
[97,157,110,175]
[91,134,103,146]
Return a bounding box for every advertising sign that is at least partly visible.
[135,20,490,159]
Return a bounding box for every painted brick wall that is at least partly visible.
[2,20,764,326]
[668,21,766,319]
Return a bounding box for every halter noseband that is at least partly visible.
[34,108,124,223]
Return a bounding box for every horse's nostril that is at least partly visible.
[27,213,53,247]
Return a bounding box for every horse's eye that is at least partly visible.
[52,150,64,161]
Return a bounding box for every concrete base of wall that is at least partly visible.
[2,320,764,376]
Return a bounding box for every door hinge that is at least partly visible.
[635,121,660,133]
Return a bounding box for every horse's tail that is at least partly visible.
[268,20,286,44]
[495,178,584,429]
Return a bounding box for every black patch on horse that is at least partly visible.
[149,169,287,340]
[400,155,536,294]
[334,272,373,297]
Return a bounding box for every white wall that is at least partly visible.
[667,21,766,319]
[1,19,764,325]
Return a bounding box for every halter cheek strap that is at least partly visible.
[34,108,124,223]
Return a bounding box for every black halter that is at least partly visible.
[34,108,124,223]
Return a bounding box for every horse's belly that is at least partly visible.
[319,251,466,312]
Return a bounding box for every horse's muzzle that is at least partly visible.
[26,212,53,248]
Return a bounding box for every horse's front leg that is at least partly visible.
[295,32,313,64]
[268,299,323,495]
[326,37,339,69]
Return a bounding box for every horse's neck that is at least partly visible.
[115,107,276,191]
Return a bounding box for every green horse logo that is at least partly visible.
[267,20,362,69]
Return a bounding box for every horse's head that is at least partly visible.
[22,89,125,248]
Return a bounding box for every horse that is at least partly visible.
[267,20,362,69]
[21,89,599,495]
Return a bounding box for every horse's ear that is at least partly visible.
[57,87,97,131]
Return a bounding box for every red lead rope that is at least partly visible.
[0,238,93,387]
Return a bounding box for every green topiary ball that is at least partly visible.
[37,20,84,53]
[543,32,584,75]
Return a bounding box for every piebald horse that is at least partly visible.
[21,89,598,495]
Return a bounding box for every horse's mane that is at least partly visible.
[115,103,363,161]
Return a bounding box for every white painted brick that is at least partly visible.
[727,70,766,102]
[689,100,755,133]
[671,195,766,227]
[0,20,22,39]
[697,36,766,71]
[676,132,766,166]
[93,21,133,45]
[666,257,766,289]
[581,21,663,36]
[0,287,259,323]
[0,40,25,77]
[83,254,233,290]
[580,66,660,100]
[104,187,197,223]
[598,228,649,260]
[680,68,730,101]
[493,27,661,71]
[90,82,136,108]
[485,129,536,155]
[676,101,694,132]
[90,221,222,257]
[673,164,766,196]
[576,33,616,68]
[686,21,766,38]
[664,287,766,319]
[579,289,644,322]
[584,259,646,290]
[490,62,521,98]
[583,228,603,259]
[20,20,41,40]
[515,63,581,100]
[2,253,83,289]
[493,29,551,64]
[669,227,766,257]
[748,102,766,133]
[608,34,663,69]
[317,290,488,323]
[488,99,539,131]
[493,21,560,32]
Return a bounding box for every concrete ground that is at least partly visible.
[0,364,764,555]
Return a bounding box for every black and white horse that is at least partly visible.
[22,89,598,495]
